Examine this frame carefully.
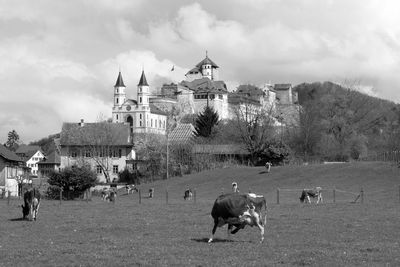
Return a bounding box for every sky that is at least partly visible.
[1,0,400,144]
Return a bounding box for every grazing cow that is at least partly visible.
[21,188,41,221]
[265,162,272,173]
[232,182,239,193]
[149,188,154,198]
[208,193,267,243]
[101,188,117,202]
[184,188,193,200]
[126,184,138,194]
[300,187,323,204]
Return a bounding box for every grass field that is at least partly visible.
[1,162,400,266]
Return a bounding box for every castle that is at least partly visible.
[111,53,299,134]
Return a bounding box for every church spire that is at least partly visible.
[138,70,149,86]
[114,71,126,87]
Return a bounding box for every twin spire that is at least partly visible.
[114,69,149,87]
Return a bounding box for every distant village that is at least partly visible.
[0,53,300,196]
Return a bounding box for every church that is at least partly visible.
[111,70,167,135]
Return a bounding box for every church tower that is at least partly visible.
[114,71,126,108]
[137,70,150,107]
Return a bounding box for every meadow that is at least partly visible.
[1,162,400,266]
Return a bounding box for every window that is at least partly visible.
[113,165,118,174]
[116,88,119,93]
[140,114,142,119]
[118,149,122,158]
[71,151,78,158]
[139,97,142,103]
[116,114,119,120]
[116,98,119,104]
[151,119,153,127]
[85,150,91,157]
[140,121,142,127]
[219,94,223,100]
[96,165,102,174]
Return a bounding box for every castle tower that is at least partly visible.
[114,71,126,108]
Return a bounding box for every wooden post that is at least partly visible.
[59,188,63,205]
[333,188,336,203]
[277,188,280,204]
[7,191,10,206]
[166,189,169,205]
[194,189,197,204]
[139,189,141,204]
[360,187,364,204]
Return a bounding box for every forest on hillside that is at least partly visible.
[291,81,400,161]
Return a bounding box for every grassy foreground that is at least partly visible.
[1,162,400,266]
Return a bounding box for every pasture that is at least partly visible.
[1,162,400,266]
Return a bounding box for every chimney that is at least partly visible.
[80,119,84,127]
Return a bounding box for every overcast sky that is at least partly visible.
[1,0,400,144]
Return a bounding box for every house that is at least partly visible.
[15,145,45,177]
[0,145,29,197]
[59,121,135,183]
[37,150,61,182]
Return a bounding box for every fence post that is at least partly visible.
[166,189,169,205]
[59,188,63,205]
[333,187,336,203]
[360,187,364,204]
[139,189,141,204]
[277,188,280,204]
[194,189,197,204]
[7,191,11,206]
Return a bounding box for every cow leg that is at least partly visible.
[227,224,232,240]
[34,202,40,221]
[306,195,311,204]
[29,203,34,221]
[208,221,218,243]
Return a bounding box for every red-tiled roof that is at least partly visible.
[60,122,132,146]
[0,145,23,162]
[15,145,41,154]
[38,151,60,165]
[169,124,195,144]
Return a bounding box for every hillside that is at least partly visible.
[139,161,400,205]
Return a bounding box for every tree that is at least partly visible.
[47,166,97,200]
[194,106,219,138]
[232,101,278,164]
[5,130,20,151]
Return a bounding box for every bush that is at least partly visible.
[118,168,141,185]
[46,166,97,200]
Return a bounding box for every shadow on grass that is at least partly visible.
[258,171,270,174]
[9,218,26,222]
[191,238,251,243]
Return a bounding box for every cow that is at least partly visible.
[300,187,323,204]
[101,188,117,202]
[208,193,267,243]
[265,162,272,173]
[125,184,138,194]
[149,188,154,198]
[232,182,239,193]
[21,188,41,221]
[184,188,193,200]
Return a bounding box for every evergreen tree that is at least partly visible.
[194,106,219,138]
[5,130,20,151]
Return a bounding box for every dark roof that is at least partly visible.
[195,56,219,69]
[149,104,168,116]
[138,70,149,86]
[114,71,126,87]
[274,84,292,90]
[169,124,195,144]
[60,122,132,146]
[236,85,265,97]
[180,78,227,93]
[0,145,23,162]
[15,145,41,154]
[228,93,262,106]
[125,99,138,105]
[192,144,249,155]
[38,151,60,165]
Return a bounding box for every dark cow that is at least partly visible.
[21,188,41,221]
[184,189,193,200]
[208,193,267,243]
[300,187,323,204]
[125,184,138,194]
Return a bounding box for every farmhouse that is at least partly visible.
[59,121,135,183]
[15,144,45,177]
[0,145,29,196]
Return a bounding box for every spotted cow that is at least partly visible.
[208,193,267,243]
[21,188,41,221]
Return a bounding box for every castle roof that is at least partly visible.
[180,78,227,93]
[195,55,219,69]
[274,84,292,90]
[114,71,126,87]
[60,122,132,146]
[138,70,149,86]
[149,103,168,116]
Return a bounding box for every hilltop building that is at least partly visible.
[111,70,167,135]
